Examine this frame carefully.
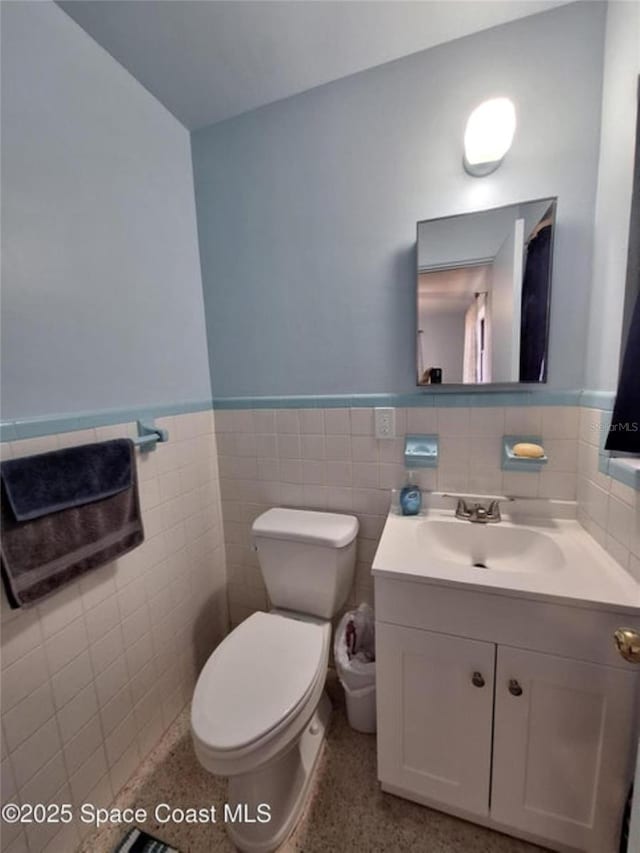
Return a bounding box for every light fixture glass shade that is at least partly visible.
[463,97,516,177]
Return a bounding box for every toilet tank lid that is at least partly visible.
[252,508,358,548]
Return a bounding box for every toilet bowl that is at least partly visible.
[191,508,358,852]
[192,611,332,852]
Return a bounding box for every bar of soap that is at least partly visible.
[512,442,545,458]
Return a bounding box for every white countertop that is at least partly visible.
[372,510,640,616]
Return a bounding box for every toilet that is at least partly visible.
[191,507,359,853]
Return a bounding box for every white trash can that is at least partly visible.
[334,604,376,734]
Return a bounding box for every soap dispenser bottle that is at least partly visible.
[400,470,422,516]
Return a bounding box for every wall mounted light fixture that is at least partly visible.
[463,97,516,177]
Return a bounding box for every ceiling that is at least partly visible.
[58,0,568,131]
[419,266,491,315]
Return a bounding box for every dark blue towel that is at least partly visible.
[1,438,143,607]
[606,292,640,453]
[1,438,132,521]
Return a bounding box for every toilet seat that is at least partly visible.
[192,611,328,757]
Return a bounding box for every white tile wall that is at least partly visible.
[4,402,633,853]
[216,405,581,625]
[577,407,640,578]
[0,411,227,852]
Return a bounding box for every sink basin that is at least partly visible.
[372,510,640,613]
[416,519,565,573]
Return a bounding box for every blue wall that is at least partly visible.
[584,0,640,393]
[192,2,606,399]
[1,2,212,420]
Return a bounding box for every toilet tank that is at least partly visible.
[252,508,358,619]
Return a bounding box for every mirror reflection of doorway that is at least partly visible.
[476,300,487,383]
[417,264,491,384]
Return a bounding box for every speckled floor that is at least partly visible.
[78,672,548,853]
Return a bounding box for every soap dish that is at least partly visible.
[404,434,439,468]
[502,435,548,472]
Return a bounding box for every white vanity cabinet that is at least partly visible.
[491,646,637,852]
[375,576,639,853]
[376,623,494,816]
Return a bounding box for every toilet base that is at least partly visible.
[226,691,332,853]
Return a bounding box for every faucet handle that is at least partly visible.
[485,500,501,522]
[455,498,471,518]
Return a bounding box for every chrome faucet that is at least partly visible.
[442,495,510,524]
[454,498,501,523]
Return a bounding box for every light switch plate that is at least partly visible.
[375,407,396,439]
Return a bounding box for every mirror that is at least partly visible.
[416,198,556,385]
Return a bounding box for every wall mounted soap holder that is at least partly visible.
[502,435,547,472]
[404,434,439,468]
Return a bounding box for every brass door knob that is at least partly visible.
[614,628,640,663]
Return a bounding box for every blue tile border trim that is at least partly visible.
[2,384,636,496]
[0,399,213,443]
[211,389,582,410]
[0,389,616,436]
[607,457,640,490]
[595,410,639,491]
[600,449,640,490]
[580,390,616,410]
[0,388,616,441]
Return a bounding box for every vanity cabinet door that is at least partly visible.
[491,646,637,853]
[376,622,495,816]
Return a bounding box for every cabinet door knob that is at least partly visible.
[471,671,485,688]
[508,679,523,696]
[614,628,640,663]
